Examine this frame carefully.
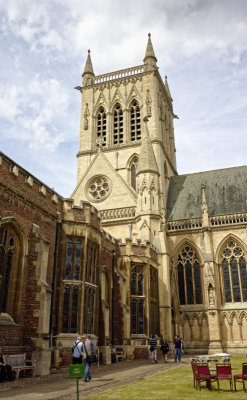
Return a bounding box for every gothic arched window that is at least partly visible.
[130,265,145,334]
[96,107,106,146]
[62,239,83,333]
[0,225,21,320]
[113,104,123,144]
[130,157,138,191]
[130,100,141,141]
[219,239,247,303]
[176,246,203,305]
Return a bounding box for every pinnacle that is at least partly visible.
[82,49,95,76]
[136,118,159,176]
[144,33,157,64]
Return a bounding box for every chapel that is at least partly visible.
[0,34,247,374]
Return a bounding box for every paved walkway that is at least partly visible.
[0,357,190,400]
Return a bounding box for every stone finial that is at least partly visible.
[82,49,95,77]
[143,33,157,65]
[201,184,209,227]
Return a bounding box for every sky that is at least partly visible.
[0,0,247,198]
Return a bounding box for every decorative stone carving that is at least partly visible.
[84,103,90,130]
[85,175,112,203]
[209,287,215,306]
[145,89,152,117]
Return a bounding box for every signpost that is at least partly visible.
[69,364,85,400]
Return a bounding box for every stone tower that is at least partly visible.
[72,34,177,246]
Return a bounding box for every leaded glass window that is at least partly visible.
[176,246,203,305]
[113,104,123,144]
[130,265,145,334]
[220,240,247,303]
[62,239,83,333]
[130,100,141,141]
[150,267,159,336]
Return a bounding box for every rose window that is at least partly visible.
[86,175,111,202]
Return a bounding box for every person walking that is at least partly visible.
[0,347,12,382]
[82,334,95,382]
[149,334,158,364]
[160,339,169,363]
[173,334,182,363]
[72,337,83,364]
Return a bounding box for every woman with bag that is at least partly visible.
[82,334,96,382]
[160,339,169,363]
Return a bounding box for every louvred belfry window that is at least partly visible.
[130,100,141,141]
[220,240,247,303]
[176,246,203,305]
[113,104,123,144]
[97,107,106,146]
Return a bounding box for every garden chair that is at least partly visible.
[191,361,199,389]
[233,363,247,392]
[197,363,216,391]
[216,363,233,391]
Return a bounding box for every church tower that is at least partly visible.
[72,34,177,245]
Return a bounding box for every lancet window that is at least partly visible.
[130,265,145,334]
[130,100,141,141]
[219,239,247,303]
[113,104,123,144]
[96,107,106,146]
[62,239,83,333]
[176,246,203,305]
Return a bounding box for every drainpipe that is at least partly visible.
[112,250,116,346]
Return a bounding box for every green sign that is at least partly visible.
[69,364,85,378]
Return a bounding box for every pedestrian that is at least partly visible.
[109,343,117,363]
[149,334,158,364]
[82,334,95,382]
[160,339,169,363]
[0,347,12,382]
[173,334,182,363]
[72,336,83,364]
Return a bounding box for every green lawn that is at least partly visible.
[85,356,247,400]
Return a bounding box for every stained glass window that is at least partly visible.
[0,227,16,314]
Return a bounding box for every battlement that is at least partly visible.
[0,151,63,214]
[117,237,159,260]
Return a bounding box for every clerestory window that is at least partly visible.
[220,240,247,303]
[113,104,123,144]
[176,246,203,305]
[130,100,141,141]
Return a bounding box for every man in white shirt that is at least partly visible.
[72,337,83,364]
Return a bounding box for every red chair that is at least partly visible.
[191,362,199,389]
[197,363,215,391]
[216,363,233,391]
[234,363,247,392]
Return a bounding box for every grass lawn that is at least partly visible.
[85,356,247,400]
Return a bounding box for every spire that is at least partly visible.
[165,75,172,99]
[136,117,159,176]
[143,33,157,66]
[82,50,95,77]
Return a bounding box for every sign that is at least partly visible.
[69,364,85,378]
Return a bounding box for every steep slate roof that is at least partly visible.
[166,166,247,221]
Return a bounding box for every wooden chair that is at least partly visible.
[115,348,124,362]
[234,363,247,392]
[191,361,199,389]
[197,363,216,391]
[216,363,233,391]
